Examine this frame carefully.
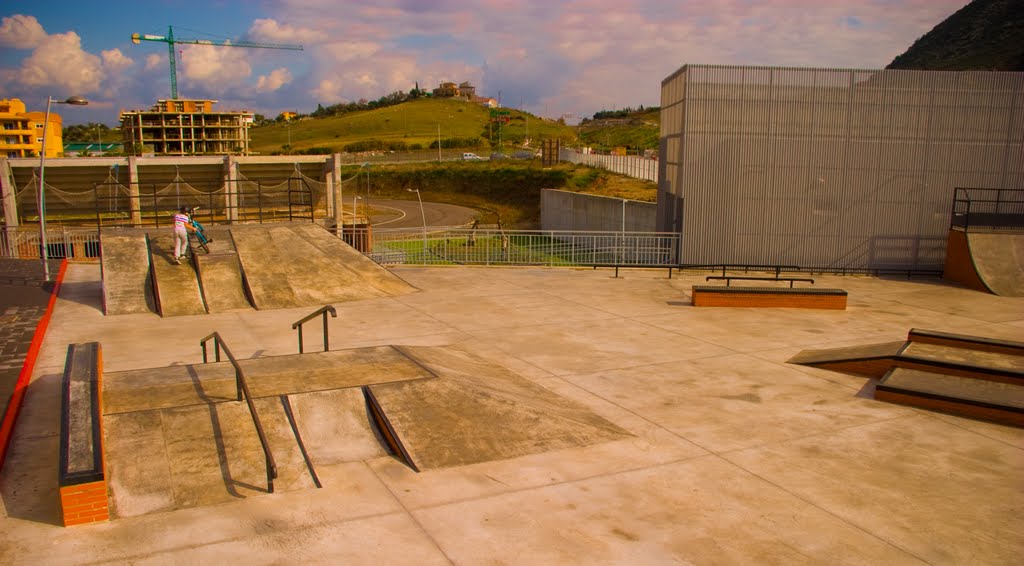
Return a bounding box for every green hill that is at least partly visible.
[250,98,577,155]
[577,108,660,153]
[887,0,1024,71]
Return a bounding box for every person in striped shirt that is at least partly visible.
[172,206,197,264]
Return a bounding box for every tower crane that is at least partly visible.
[131,26,303,99]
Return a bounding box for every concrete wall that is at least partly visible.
[541,189,657,232]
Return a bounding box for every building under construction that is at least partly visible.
[119,99,254,156]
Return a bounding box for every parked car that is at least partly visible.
[462,152,483,161]
[490,152,508,161]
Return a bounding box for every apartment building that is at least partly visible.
[119,99,254,156]
[0,98,64,158]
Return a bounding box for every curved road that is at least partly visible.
[357,199,480,229]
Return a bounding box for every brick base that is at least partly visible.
[692,287,847,310]
[60,480,109,526]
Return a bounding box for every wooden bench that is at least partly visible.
[59,342,109,526]
[705,275,815,288]
[691,285,847,309]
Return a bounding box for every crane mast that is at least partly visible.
[131,26,303,99]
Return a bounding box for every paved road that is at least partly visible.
[360,199,479,229]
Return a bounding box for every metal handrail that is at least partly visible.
[292,305,337,353]
[199,331,278,493]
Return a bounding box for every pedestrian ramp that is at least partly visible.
[789,328,1024,427]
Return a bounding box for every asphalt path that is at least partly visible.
[357,199,480,229]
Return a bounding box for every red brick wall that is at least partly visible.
[692,289,847,310]
[60,481,109,526]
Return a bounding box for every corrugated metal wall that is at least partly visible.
[658,64,1024,271]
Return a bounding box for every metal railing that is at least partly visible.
[199,332,278,493]
[950,188,1024,231]
[0,227,100,260]
[292,305,337,354]
[353,227,681,267]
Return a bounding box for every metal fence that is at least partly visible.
[559,150,658,182]
[0,227,100,261]
[350,227,680,267]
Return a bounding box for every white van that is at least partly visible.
[462,152,483,161]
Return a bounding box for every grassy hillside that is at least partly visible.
[250,98,578,155]
[888,0,1024,71]
[577,108,660,152]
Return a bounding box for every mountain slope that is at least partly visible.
[887,0,1024,71]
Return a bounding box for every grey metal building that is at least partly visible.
[657,64,1024,271]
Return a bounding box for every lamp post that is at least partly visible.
[96,125,103,156]
[407,188,426,261]
[352,195,362,250]
[38,95,88,281]
[361,162,371,228]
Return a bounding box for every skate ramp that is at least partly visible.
[290,223,416,297]
[790,329,1024,426]
[966,231,1024,296]
[944,229,1024,296]
[104,397,318,518]
[99,228,153,315]
[101,346,435,517]
[194,227,252,313]
[231,223,416,310]
[147,232,206,317]
[366,345,634,471]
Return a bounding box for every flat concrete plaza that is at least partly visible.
[1,263,1022,564]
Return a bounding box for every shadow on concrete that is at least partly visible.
[0,372,66,526]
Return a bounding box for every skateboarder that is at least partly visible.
[172,206,197,264]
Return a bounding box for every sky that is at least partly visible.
[0,0,970,127]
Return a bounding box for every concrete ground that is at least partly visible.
[1,263,1022,565]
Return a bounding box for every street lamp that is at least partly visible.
[352,195,362,250]
[38,95,88,281]
[361,162,371,227]
[406,188,426,261]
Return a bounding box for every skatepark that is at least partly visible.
[0,219,1022,564]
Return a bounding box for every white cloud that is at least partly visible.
[177,44,253,96]
[16,31,104,93]
[257,67,293,92]
[0,14,46,49]
[249,18,326,44]
[144,53,163,71]
[102,49,133,73]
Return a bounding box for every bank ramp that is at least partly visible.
[230,223,417,310]
[944,229,1024,297]
[99,228,153,315]
[100,222,416,315]
[789,329,1024,426]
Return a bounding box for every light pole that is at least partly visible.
[407,188,426,261]
[437,123,441,162]
[354,196,362,251]
[38,95,88,281]
[96,125,103,156]
[361,162,371,227]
